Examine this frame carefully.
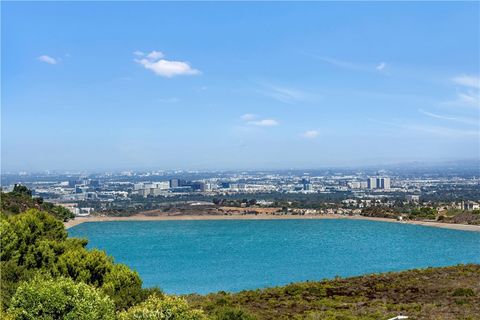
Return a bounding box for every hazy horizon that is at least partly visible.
[1,158,478,176]
[2,2,479,172]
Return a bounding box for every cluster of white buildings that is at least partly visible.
[133,181,171,197]
[347,177,391,190]
[57,203,94,216]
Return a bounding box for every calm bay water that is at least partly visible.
[68,219,480,294]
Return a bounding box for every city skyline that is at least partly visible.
[2,2,479,171]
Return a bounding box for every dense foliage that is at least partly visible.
[1,186,74,221]
[8,276,116,320]
[0,194,218,319]
[119,295,207,320]
[0,209,146,312]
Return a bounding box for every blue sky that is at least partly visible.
[2,2,479,172]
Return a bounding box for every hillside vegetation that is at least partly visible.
[188,265,480,320]
[1,185,74,221]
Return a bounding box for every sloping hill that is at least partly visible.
[188,264,480,319]
[1,185,74,221]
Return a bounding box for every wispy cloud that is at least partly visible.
[158,97,180,103]
[37,55,58,65]
[134,51,200,78]
[376,62,387,71]
[248,119,279,127]
[306,54,387,73]
[442,91,480,108]
[302,130,320,138]
[313,56,367,71]
[405,124,478,137]
[457,92,479,106]
[239,114,279,127]
[371,118,478,138]
[240,114,257,121]
[419,109,478,125]
[257,84,315,104]
[452,75,480,89]
[446,74,480,108]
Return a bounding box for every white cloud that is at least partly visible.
[376,62,387,71]
[419,109,478,125]
[307,54,386,73]
[240,114,257,121]
[248,119,279,127]
[133,50,144,57]
[37,55,58,65]
[442,75,480,108]
[452,75,480,89]
[258,84,314,104]
[312,56,366,71]
[146,50,164,60]
[135,50,200,78]
[457,92,479,106]
[303,130,320,138]
[443,91,480,108]
[158,97,180,103]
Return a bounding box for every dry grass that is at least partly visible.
[188,264,480,320]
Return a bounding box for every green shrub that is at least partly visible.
[212,306,256,320]
[7,276,115,320]
[119,294,207,320]
[101,264,143,311]
[452,288,475,297]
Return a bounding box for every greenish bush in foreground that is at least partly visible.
[7,276,116,320]
[0,209,143,311]
[119,294,207,320]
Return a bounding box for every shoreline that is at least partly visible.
[64,213,480,232]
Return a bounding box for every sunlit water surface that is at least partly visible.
[68,219,480,294]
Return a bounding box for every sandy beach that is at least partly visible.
[64,213,480,232]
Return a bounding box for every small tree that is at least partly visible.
[12,185,32,197]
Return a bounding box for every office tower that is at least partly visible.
[367,177,377,189]
[382,177,391,189]
[170,179,179,188]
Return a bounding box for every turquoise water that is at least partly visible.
[68,219,480,294]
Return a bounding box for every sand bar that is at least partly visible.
[64,213,480,232]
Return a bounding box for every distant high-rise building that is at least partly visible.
[155,181,170,190]
[190,181,206,191]
[90,180,100,188]
[220,182,231,189]
[301,178,311,191]
[368,177,390,190]
[134,183,144,190]
[169,179,179,188]
[382,177,391,189]
[68,180,80,188]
